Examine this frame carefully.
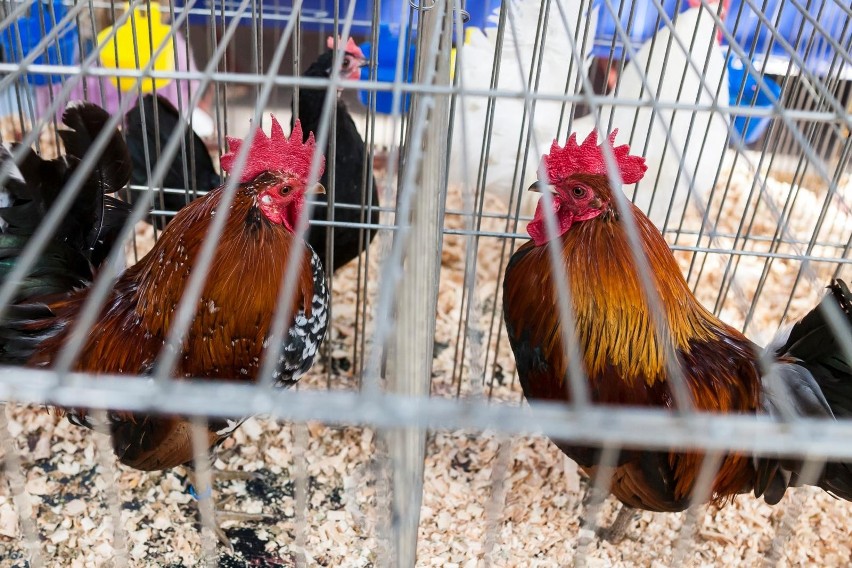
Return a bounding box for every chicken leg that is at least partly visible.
[597,505,639,543]
[186,468,274,550]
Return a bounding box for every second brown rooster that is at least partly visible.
[503,130,852,521]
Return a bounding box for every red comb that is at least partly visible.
[220,117,325,183]
[540,129,647,185]
[326,35,365,59]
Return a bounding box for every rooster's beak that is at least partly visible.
[528,181,555,193]
[308,183,326,195]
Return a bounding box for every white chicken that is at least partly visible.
[571,4,731,230]
[450,0,598,214]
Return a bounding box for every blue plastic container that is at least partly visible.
[721,0,844,144]
[0,0,78,86]
[584,0,846,144]
[592,0,690,59]
[358,23,415,114]
[177,0,499,34]
[355,2,498,115]
[727,55,782,144]
[177,0,374,30]
[723,0,851,76]
[591,0,849,74]
[462,0,502,29]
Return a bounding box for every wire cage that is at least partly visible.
[0,0,849,565]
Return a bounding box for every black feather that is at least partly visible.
[0,103,133,264]
[59,102,133,194]
[90,195,133,267]
[292,49,380,273]
[757,279,852,502]
[0,102,131,363]
[125,95,220,229]
[779,280,852,418]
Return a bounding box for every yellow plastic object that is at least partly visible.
[97,3,175,92]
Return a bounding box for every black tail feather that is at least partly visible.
[89,195,132,268]
[0,103,132,265]
[781,279,852,418]
[0,102,132,364]
[3,143,68,208]
[62,103,132,264]
[757,279,852,502]
[59,102,133,196]
[0,145,29,205]
[792,280,852,501]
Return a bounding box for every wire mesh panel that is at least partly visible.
[0,0,849,565]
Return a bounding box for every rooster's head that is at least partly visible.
[527,129,647,246]
[220,117,326,233]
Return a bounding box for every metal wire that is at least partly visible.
[0,0,850,563]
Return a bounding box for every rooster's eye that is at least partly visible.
[281,186,292,195]
[343,57,352,69]
[572,186,586,198]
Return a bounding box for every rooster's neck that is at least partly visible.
[562,206,720,385]
[127,186,315,336]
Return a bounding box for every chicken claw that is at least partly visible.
[596,505,639,543]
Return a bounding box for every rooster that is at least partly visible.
[0,107,329,545]
[502,130,852,537]
[292,35,379,273]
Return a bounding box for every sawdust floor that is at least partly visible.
[1,151,852,566]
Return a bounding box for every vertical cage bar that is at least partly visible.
[387,0,452,564]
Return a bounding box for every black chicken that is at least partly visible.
[125,95,220,229]
[292,35,379,273]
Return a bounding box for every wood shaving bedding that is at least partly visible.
[1,151,852,566]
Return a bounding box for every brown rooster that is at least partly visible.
[503,130,852,536]
[0,107,329,545]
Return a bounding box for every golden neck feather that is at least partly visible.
[561,205,719,385]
